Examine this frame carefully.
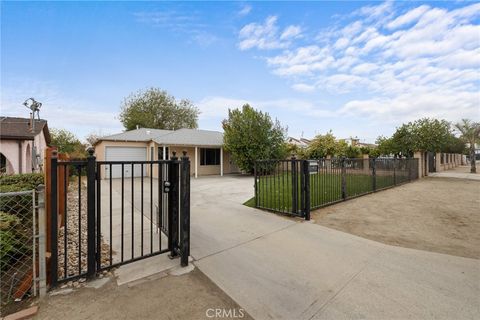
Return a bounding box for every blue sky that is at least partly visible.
[1,1,479,143]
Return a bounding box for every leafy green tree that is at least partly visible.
[411,118,452,152]
[375,136,396,157]
[342,145,362,158]
[379,118,456,157]
[222,104,287,173]
[306,132,359,158]
[444,135,466,154]
[306,132,338,158]
[50,128,86,158]
[119,88,199,130]
[455,119,480,173]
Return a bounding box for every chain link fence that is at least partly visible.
[0,189,44,316]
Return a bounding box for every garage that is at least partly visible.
[105,146,147,178]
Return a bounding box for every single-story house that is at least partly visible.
[93,128,240,178]
[0,116,51,174]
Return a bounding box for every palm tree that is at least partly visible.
[455,119,480,173]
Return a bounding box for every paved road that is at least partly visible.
[191,175,480,320]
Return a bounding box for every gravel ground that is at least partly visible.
[312,176,480,259]
[57,178,110,282]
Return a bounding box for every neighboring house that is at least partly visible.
[287,137,311,148]
[0,116,51,174]
[93,128,240,178]
[342,137,377,149]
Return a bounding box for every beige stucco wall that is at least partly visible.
[95,141,239,178]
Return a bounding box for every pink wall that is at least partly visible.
[0,131,48,174]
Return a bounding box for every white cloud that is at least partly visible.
[280,25,302,40]
[238,16,302,50]
[196,96,249,119]
[238,4,252,16]
[196,96,334,120]
[291,83,315,93]
[243,1,480,124]
[134,11,217,47]
[386,5,430,30]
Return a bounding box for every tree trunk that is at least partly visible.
[470,146,476,173]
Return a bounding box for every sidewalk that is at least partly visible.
[429,165,480,181]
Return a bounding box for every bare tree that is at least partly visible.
[455,119,480,173]
[85,131,105,147]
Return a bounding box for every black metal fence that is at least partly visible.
[49,149,190,286]
[254,157,419,219]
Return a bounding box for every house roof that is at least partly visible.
[287,137,311,147]
[153,128,223,147]
[98,128,172,143]
[0,116,51,143]
[97,127,224,147]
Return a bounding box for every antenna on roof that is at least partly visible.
[22,97,42,172]
[23,98,42,120]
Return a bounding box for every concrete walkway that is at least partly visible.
[428,165,480,181]
[191,176,480,320]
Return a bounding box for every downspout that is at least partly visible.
[18,141,23,174]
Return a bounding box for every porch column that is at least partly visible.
[195,147,198,178]
[163,145,166,160]
[220,147,224,176]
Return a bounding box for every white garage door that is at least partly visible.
[105,147,147,178]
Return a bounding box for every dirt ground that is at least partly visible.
[312,176,480,259]
[34,268,251,320]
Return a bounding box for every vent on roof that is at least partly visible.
[146,130,151,135]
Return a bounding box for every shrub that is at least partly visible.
[0,173,41,269]
[0,173,44,193]
[0,211,30,270]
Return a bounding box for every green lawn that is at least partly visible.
[244,171,409,214]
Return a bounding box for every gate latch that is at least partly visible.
[163,181,171,193]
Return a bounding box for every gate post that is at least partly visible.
[291,156,298,214]
[50,150,58,287]
[393,158,397,185]
[341,157,347,200]
[180,151,190,267]
[302,160,310,220]
[86,148,96,279]
[254,162,258,208]
[372,158,377,192]
[168,152,179,258]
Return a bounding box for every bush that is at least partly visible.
[0,174,41,269]
[0,173,44,193]
[0,211,30,270]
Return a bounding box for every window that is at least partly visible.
[158,147,169,160]
[200,148,220,165]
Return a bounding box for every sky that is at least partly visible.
[1,1,479,143]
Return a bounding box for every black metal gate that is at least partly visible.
[49,149,190,287]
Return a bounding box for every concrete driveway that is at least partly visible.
[99,175,479,319]
[190,175,480,320]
